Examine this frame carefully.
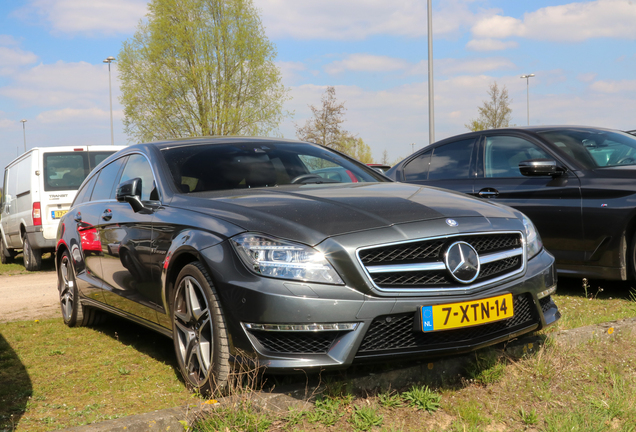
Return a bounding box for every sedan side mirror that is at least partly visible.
[518,159,562,177]
[116,178,145,212]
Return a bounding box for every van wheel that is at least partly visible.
[23,235,42,271]
[1,240,13,264]
[172,262,230,395]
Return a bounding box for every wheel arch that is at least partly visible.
[161,229,229,315]
[624,214,636,279]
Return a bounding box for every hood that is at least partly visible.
[170,183,518,245]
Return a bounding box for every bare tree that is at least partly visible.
[465,81,512,131]
[296,86,349,151]
[381,149,389,165]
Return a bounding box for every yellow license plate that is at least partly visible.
[52,210,68,219]
[419,293,513,332]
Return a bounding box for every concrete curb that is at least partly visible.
[59,317,636,432]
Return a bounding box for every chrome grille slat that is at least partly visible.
[357,232,526,295]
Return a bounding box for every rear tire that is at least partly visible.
[172,262,230,395]
[58,250,104,326]
[23,235,42,271]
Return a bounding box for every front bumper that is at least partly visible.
[200,239,559,372]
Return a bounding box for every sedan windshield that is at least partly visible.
[538,129,636,169]
[162,141,387,193]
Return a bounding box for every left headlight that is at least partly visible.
[231,233,344,285]
[521,213,543,259]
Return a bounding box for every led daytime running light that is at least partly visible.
[244,322,358,332]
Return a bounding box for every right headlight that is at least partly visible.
[231,233,344,285]
[521,213,543,259]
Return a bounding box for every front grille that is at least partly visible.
[249,330,343,354]
[358,232,524,292]
[357,294,537,356]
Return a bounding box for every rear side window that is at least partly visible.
[404,151,431,182]
[43,151,117,192]
[427,139,475,181]
[90,158,126,201]
[72,175,98,207]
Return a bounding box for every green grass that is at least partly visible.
[0,254,55,275]
[2,274,636,431]
[0,317,195,431]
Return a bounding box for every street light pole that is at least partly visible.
[427,0,435,144]
[103,56,116,145]
[520,74,535,126]
[20,119,27,152]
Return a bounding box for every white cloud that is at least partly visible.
[471,0,636,43]
[0,61,117,108]
[276,61,307,84]
[325,54,410,75]
[436,57,517,76]
[465,38,518,51]
[590,79,636,93]
[0,35,20,46]
[0,118,15,129]
[256,0,497,40]
[577,72,598,83]
[16,0,147,36]
[0,46,38,67]
[36,107,115,124]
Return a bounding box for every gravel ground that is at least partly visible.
[0,271,60,322]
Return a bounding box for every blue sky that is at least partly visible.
[1,0,635,171]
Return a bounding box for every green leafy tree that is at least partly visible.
[118,0,289,142]
[342,136,374,164]
[465,81,512,131]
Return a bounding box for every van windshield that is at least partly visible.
[44,151,115,191]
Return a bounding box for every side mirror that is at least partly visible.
[116,178,145,212]
[518,159,561,177]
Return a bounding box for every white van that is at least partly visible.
[1,146,124,270]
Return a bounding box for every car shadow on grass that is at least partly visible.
[89,314,183,381]
[0,333,32,431]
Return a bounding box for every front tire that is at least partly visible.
[23,234,42,271]
[1,239,13,264]
[172,262,230,394]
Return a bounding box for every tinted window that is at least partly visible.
[404,151,431,182]
[538,129,636,169]
[428,139,475,180]
[72,174,98,206]
[484,136,550,178]
[119,154,158,201]
[91,158,126,201]
[161,142,386,192]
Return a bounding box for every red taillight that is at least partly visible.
[32,202,42,226]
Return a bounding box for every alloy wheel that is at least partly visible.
[59,255,74,321]
[173,275,213,387]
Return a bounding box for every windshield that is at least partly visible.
[538,129,636,169]
[162,141,388,193]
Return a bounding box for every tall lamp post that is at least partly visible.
[520,74,535,126]
[20,119,27,152]
[427,0,435,144]
[103,56,116,145]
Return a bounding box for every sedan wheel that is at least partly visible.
[58,251,84,326]
[172,262,230,394]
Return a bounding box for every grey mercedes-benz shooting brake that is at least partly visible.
[56,137,560,394]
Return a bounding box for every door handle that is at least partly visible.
[101,209,112,221]
[478,188,499,198]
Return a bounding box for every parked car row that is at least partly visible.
[55,136,560,393]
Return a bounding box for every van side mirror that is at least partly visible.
[519,159,562,177]
[116,178,145,212]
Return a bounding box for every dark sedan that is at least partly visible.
[387,126,636,281]
[56,137,559,394]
